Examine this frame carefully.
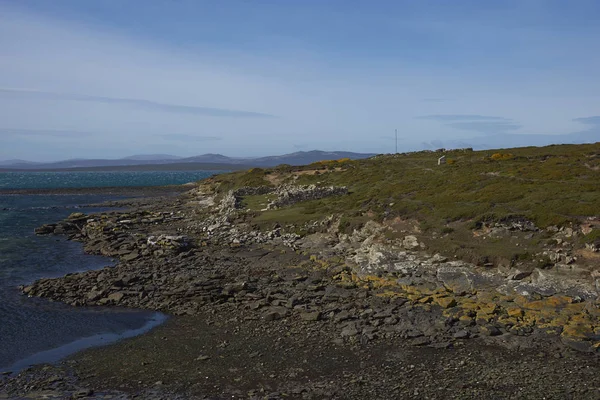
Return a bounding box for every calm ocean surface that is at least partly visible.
[0,170,217,372]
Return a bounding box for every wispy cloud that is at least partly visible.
[0,88,275,119]
[573,116,600,126]
[0,128,92,137]
[447,121,522,133]
[156,134,222,142]
[417,114,510,121]
[417,114,522,135]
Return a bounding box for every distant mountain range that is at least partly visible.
[0,150,376,171]
[121,154,183,161]
[0,159,39,167]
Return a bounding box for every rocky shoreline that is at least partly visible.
[2,182,600,399]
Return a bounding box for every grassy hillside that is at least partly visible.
[206,143,600,269]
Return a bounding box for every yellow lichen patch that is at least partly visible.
[549,314,571,327]
[562,323,595,339]
[497,316,519,326]
[435,296,457,309]
[522,295,574,312]
[537,321,554,329]
[432,287,448,296]
[416,286,435,296]
[458,315,475,325]
[548,295,574,307]
[475,291,501,303]
[512,295,529,307]
[400,285,424,295]
[332,272,354,283]
[533,307,563,321]
[315,255,600,348]
[406,293,422,302]
[360,274,398,288]
[521,313,537,326]
[564,303,586,314]
[312,259,331,269]
[420,304,432,312]
[476,311,493,323]
[478,303,499,315]
[374,290,405,299]
[570,313,592,325]
[520,300,545,311]
[457,298,480,312]
[442,308,458,318]
[506,307,524,318]
[337,281,358,289]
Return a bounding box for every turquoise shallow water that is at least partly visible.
[0,170,219,189]
[0,171,219,371]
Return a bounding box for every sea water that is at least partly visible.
[0,170,216,372]
[0,170,222,189]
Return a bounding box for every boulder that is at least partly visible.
[435,297,457,309]
[436,265,475,295]
[263,307,289,321]
[453,330,470,339]
[402,235,420,250]
[67,212,87,220]
[86,290,104,302]
[107,292,124,304]
[300,311,321,321]
[34,224,57,235]
[340,323,359,337]
[121,250,140,262]
[510,270,532,281]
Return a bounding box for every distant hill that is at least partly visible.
[0,159,40,167]
[249,150,376,167]
[0,150,376,171]
[122,154,182,161]
[183,153,239,164]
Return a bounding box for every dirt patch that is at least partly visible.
[575,248,600,264]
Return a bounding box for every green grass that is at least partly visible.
[210,167,273,192]
[253,205,324,228]
[583,229,600,244]
[239,194,272,211]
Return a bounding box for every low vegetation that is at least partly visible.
[205,143,600,268]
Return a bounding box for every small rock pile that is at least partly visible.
[267,184,348,209]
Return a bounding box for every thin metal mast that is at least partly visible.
[395,129,398,153]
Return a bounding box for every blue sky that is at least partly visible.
[0,0,599,161]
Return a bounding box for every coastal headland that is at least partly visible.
[2,143,600,399]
